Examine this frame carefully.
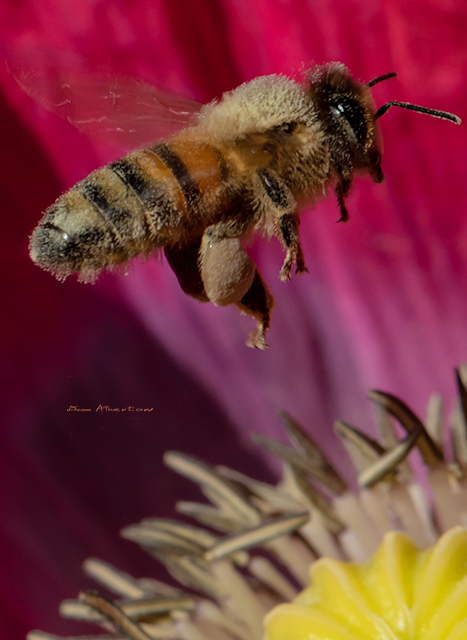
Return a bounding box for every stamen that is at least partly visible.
[251,432,344,493]
[164,452,260,526]
[368,389,444,465]
[28,367,467,640]
[83,559,151,599]
[79,591,151,640]
[204,512,309,561]
[358,425,423,488]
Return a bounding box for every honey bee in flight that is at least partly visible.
[29,63,460,348]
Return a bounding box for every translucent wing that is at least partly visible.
[6,48,204,149]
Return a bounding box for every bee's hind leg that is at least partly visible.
[166,234,273,348]
[236,269,275,350]
[199,221,274,348]
[164,239,209,302]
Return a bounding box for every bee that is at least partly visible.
[29,63,460,348]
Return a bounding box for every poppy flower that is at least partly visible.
[0,0,466,638]
[28,375,467,640]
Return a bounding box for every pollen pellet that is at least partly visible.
[201,237,256,306]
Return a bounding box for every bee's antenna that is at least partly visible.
[367,72,397,87]
[375,101,461,124]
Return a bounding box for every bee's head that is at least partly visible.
[308,63,385,184]
[308,63,460,185]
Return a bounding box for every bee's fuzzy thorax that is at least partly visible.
[199,74,316,136]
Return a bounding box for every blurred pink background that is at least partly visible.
[0,0,466,637]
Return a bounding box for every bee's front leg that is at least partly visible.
[253,168,306,281]
[277,213,307,281]
[334,172,352,223]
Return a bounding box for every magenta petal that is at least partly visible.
[1,0,467,638]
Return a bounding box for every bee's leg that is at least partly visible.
[335,173,352,223]
[236,269,275,350]
[254,168,306,281]
[164,240,209,302]
[200,236,256,306]
[199,221,274,348]
[277,213,308,281]
[199,221,256,306]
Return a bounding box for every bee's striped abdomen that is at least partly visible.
[147,136,231,228]
[109,155,182,243]
[150,143,203,210]
[29,134,231,279]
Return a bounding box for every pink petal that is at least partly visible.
[1,1,466,638]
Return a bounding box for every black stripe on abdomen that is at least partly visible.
[110,157,180,234]
[150,143,202,207]
[80,180,133,234]
[110,158,165,211]
[42,220,65,233]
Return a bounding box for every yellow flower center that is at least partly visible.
[264,527,467,640]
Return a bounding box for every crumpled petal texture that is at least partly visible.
[1,1,467,639]
[265,527,467,640]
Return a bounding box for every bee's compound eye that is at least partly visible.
[330,96,367,143]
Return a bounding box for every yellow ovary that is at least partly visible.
[264,527,467,640]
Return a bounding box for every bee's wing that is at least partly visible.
[6,48,204,149]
